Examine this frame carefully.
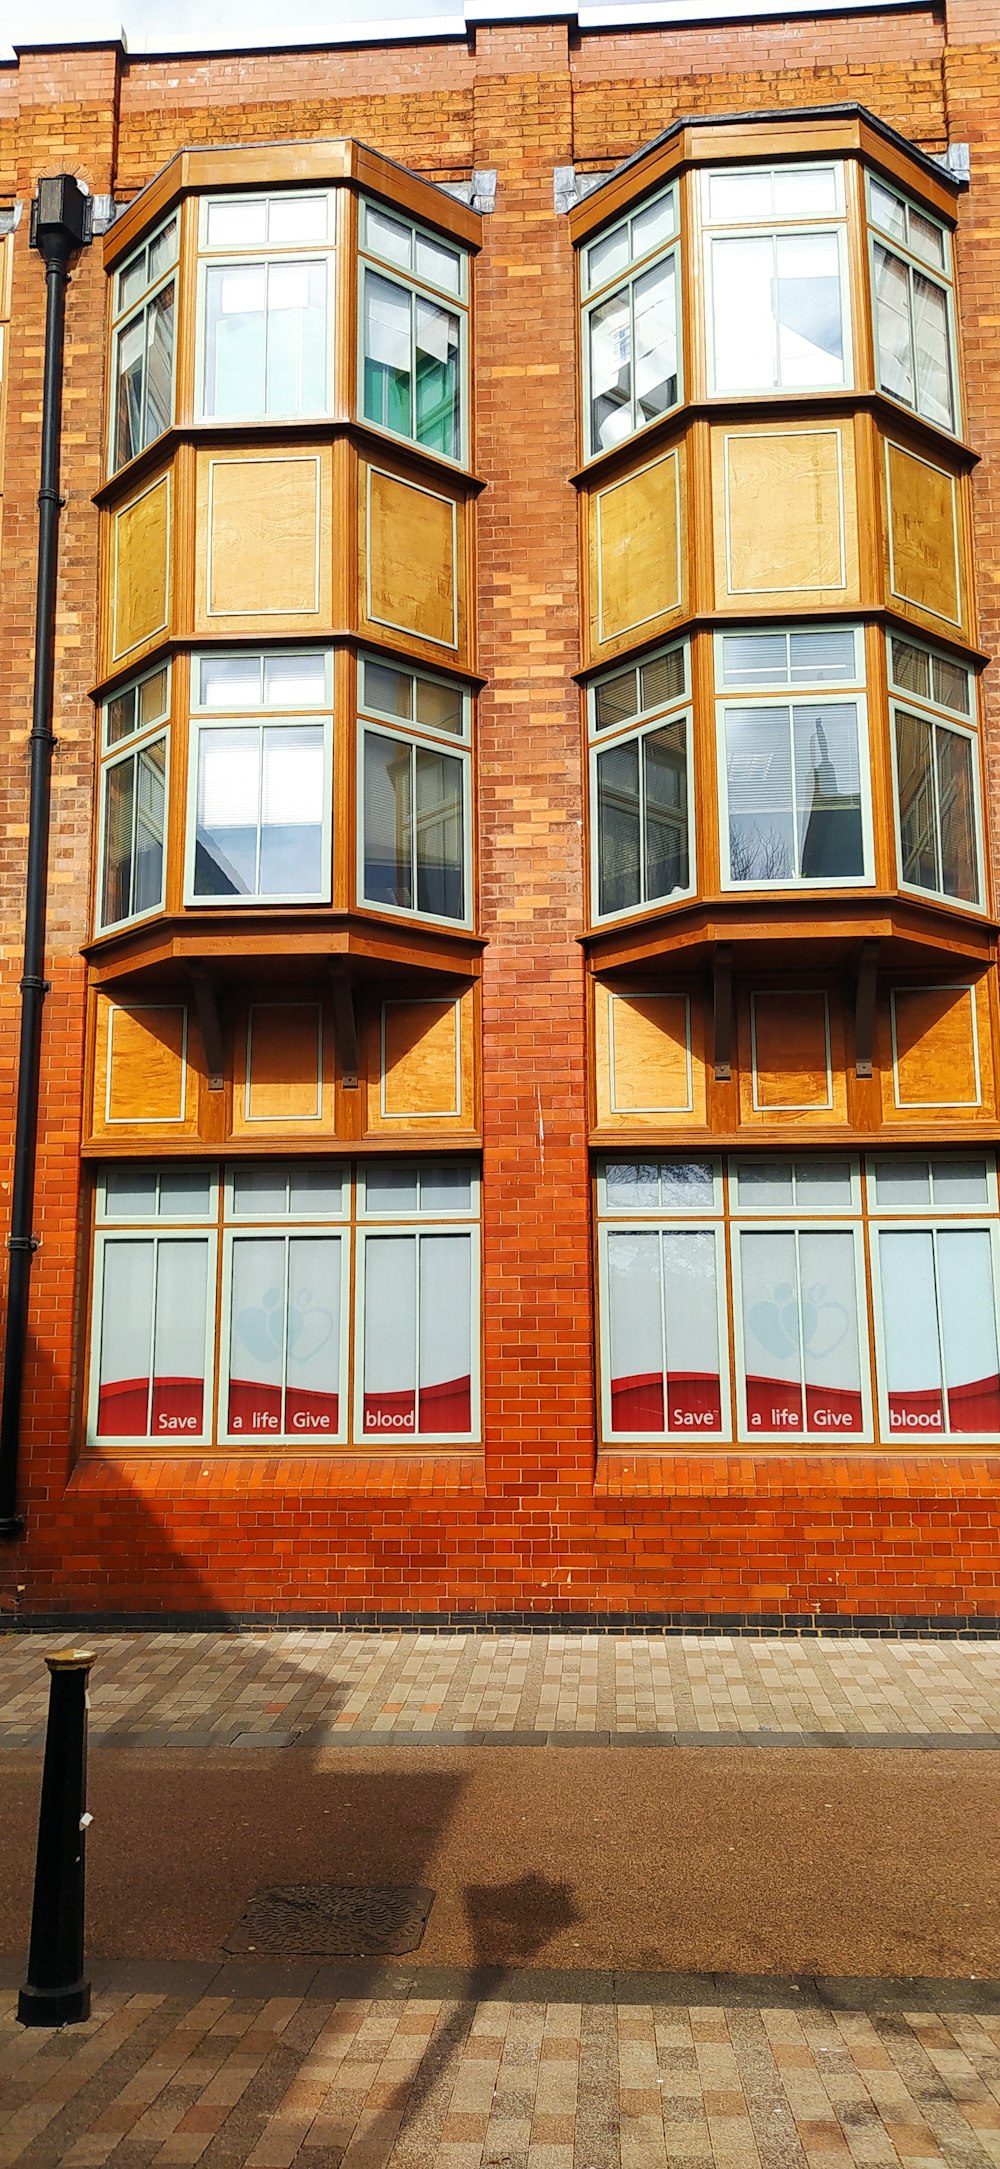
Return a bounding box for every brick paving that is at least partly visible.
[5,1628,1000,1745]
[5,1971,1000,2168]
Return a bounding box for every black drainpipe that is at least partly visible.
[0,176,93,1540]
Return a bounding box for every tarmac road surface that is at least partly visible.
[0,1743,997,1981]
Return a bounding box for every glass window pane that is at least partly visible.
[144,282,174,442]
[633,256,677,424]
[363,271,412,436]
[366,206,412,269]
[414,745,465,919]
[908,206,946,271]
[912,270,954,429]
[265,259,327,416]
[589,286,632,451]
[363,1235,417,1435]
[286,1236,341,1434]
[725,706,795,883]
[938,1229,1000,1431]
[775,231,844,387]
[104,1167,158,1217]
[798,1229,864,1433]
[734,1161,795,1208]
[232,1166,289,1215]
[708,169,774,222]
[364,660,412,719]
[262,653,327,707]
[415,677,464,735]
[106,687,137,746]
[775,167,838,218]
[871,1160,932,1209]
[721,632,788,688]
[607,1230,664,1432]
[419,1233,472,1431]
[414,296,460,455]
[259,724,326,896]
[662,1229,723,1433]
[420,1163,473,1213]
[873,244,914,406]
[640,649,685,711]
[789,629,857,684]
[936,728,978,902]
[794,1160,853,1209]
[138,667,169,729]
[631,192,675,258]
[158,1169,213,1216]
[199,654,262,708]
[587,223,630,290]
[288,1167,344,1216]
[267,194,328,245]
[870,180,906,241]
[604,1161,662,1210]
[117,250,148,315]
[363,730,412,909]
[194,727,260,897]
[415,232,462,295]
[206,198,268,247]
[931,654,970,717]
[660,1162,716,1210]
[595,667,638,733]
[597,737,641,915]
[895,709,938,892]
[739,1230,803,1433]
[365,1165,419,1213]
[794,702,864,880]
[228,1235,284,1434]
[97,1240,153,1435]
[133,740,166,917]
[931,1159,989,1208]
[711,235,778,390]
[878,1229,944,1434]
[890,638,930,700]
[203,263,267,417]
[151,1240,208,1436]
[114,315,145,468]
[643,721,689,900]
[101,757,136,926]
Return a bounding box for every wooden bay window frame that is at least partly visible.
[357,196,470,467]
[581,183,682,462]
[701,162,854,402]
[109,211,179,474]
[587,637,695,924]
[95,660,172,935]
[867,173,959,437]
[356,650,473,931]
[194,188,338,425]
[184,649,334,908]
[886,631,985,915]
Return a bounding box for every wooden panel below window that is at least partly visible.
[197,451,327,627]
[231,1000,338,1135]
[713,425,857,606]
[592,447,682,650]
[747,989,834,1115]
[110,472,171,664]
[365,988,477,1133]
[885,440,961,629]
[593,984,705,1126]
[362,465,459,651]
[89,996,198,1139]
[887,982,983,1112]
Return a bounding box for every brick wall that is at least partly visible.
[3,8,1000,1626]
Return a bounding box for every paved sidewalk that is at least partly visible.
[4,1966,1000,2169]
[6,1628,1000,1747]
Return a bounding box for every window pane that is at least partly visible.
[890,638,930,700]
[662,1230,723,1432]
[415,296,460,455]
[364,271,412,436]
[739,1230,803,1433]
[415,677,464,735]
[633,255,677,424]
[721,632,788,687]
[938,1230,1000,1431]
[775,231,844,386]
[643,721,688,900]
[708,169,774,222]
[199,654,262,708]
[607,1230,663,1431]
[604,1161,662,1210]
[908,206,946,271]
[228,1236,284,1434]
[415,746,465,918]
[286,1237,341,1434]
[936,728,978,902]
[632,192,675,258]
[106,687,137,746]
[775,167,839,218]
[873,244,913,405]
[640,649,685,710]
[365,1165,419,1213]
[587,222,630,290]
[144,282,174,442]
[421,1163,473,1212]
[97,1241,153,1435]
[418,1233,472,1432]
[798,1229,864,1433]
[158,1169,213,1216]
[232,1166,289,1215]
[259,724,326,895]
[363,1235,417,1435]
[870,180,906,241]
[104,1168,158,1217]
[133,740,166,916]
[262,653,328,707]
[203,264,267,417]
[288,1167,344,1215]
[788,629,857,684]
[114,315,145,468]
[931,654,970,717]
[725,707,795,883]
[364,660,412,719]
[101,757,135,926]
[871,1161,932,1209]
[711,235,777,390]
[194,727,260,897]
[912,270,954,429]
[794,703,864,880]
[363,730,412,909]
[595,667,638,732]
[415,232,462,295]
[151,1240,208,1436]
[597,737,641,914]
[118,250,148,314]
[206,198,267,248]
[878,1229,944,1434]
[794,1160,853,1210]
[895,709,938,892]
[367,206,412,269]
[267,194,327,245]
[734,1161,795,1208]
[589,286,632,450]
[265,260,327,416]
[660,1162,716,1210]
[931,1159,989,1207]
[138,667,169,729]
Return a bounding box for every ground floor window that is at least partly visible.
[597,1152,1000,1446]
[89,1158,479,1449]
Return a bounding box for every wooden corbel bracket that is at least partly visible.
[329,965,359,1089]
[713,943,733,1081]
[854,938,881,1079]
[189,966,225,1092]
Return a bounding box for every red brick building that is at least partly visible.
[2,0,1000,1628]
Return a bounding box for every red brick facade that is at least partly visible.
[2,6,1000,1627]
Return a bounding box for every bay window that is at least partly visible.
[198,191,335,421]
[358,652,471,924]
[359,199,467,461]
[889,634,982,909]
[186,650,332,904]
[110,213,178,471]
[97,663,170,931]
[582,186,681,457]
[717,626,870,889]
[868,176,956,433]
[589,640,692,920]
[598,1153,1000,1447]
[89,1158,480,1450]
[703,165,850,396]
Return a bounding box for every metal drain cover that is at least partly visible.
[224,1883,435,1958]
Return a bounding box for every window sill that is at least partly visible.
[581,893,998,975]
[83,908,486,989]
[594,1451,1000,1499]
[69,1451,485,1499]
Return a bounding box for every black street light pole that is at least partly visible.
[0,174,93,1539]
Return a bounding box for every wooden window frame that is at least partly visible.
[580,183,683,463]
[866,171,959,437]
[95,661,173,936]
[886,631,985,915]
[194,188,338,425]
[184,648,334,909]
[701,164,854,402]
[108,211,180,477]
[356,660,474,931]
[357,194,471,469]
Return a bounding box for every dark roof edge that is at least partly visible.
[594,101,963,198]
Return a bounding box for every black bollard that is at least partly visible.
[17,1648,96,2027]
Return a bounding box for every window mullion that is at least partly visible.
[254,722,265,894]
[793,1224,807,1432]
[413,1228,422,1434]
[147,1235,160,1438]
[280,1234,291,1434]
[657,1226,669,1437]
